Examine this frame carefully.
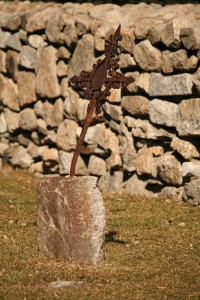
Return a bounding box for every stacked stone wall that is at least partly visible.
[1,1,200,203]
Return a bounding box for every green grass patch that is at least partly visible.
[0,167,200,299]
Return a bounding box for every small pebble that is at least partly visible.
[49,280,83,288]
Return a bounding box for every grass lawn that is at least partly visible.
[0,167,200,300]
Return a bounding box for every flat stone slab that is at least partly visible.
[149,73,193,97]
[37,176,106,264]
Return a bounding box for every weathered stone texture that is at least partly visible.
[177,99,200,136]
[88,155,106,176]
[37,176,106,263]
[0,74,19,111]
[56,120,78,151]
[36,46,60,98]
[122,96,149,117]
[133,40,161,71]
[19,108,37,131]
[19,46,36,69]
[6,50,19,81]
[183,178,200,206]
[149,73,193,97]
[171,137,199,160]
[68,34,95,79]
[149,99,178,127]
[17,71,36,107]
[182,161,200,178]
[158,153,182,186]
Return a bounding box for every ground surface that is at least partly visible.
[0,167,200,300]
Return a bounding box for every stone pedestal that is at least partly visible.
[37,176,106,264]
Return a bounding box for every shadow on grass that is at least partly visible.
[105,230,127,244]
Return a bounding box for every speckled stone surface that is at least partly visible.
[37,175,105,264]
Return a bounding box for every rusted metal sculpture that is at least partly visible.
[70,24,134,177]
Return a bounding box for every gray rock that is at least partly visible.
[19,108,37,131]
[31,131,40,145]
[75,14,90,36]
[170,137,199,160]
[37,118,48,135]
[6,32,22,51]
[135,72,150,94]
[177,99,200,136]
[3,13,21,31]
[180,24,200,50]
[19,46,37,70]
[25,5,60,33]
[149,73,193,97]
[149,99,178,127]
[0,113,7,134]
[57,60,68,77]
[0,74,19,111]
[102,102,122,122]
[0,50,6,73]
[98,171,124,194]
[193,67,200,93]
[88,155,106,176]
[64,87,79,120]
[60,78,69,98]
[133,40,161,71]
[4,108,19,133]
[17,71,36,107]
[62,16,78,47]
[0,29,11,49]
[76,98,89,122]
[58,150,88,175]
[56,120,78,151]
[182,161,200,177]
[125,71,140,94]
[158,153,182,186]
[132,119,172,140]
[18,29,28,43]
[107,88,121,104]
[37,176,105,263]
[6,50,19,81]
[94,37,105,52]
[27,142,40,159]
[46,12,63,44]
[68,34,95,80]
[135,145,163,178]
[124,173,155,198]
[183,177,200,206]
[161,186,183,201]
[119,123,137,172]
[42,99,64,128]
[119,53,136,69]
[57,46,70,60]
[28,34,46,49]
[162,50,198,74]
[161,21,181,49]
[8,145,33,168]
[38,146,59,162]
[118,28,135,53]
[18,134,32,147]
[36,46,60,98]
[122,95,149,117]
[29,161,44,174]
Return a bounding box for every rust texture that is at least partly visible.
[70,24,134,177]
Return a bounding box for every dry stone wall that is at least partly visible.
[1,1,200,204]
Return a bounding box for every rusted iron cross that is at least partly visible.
[69,24,134,177]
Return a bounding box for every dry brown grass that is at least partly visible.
[0,167,200,300]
